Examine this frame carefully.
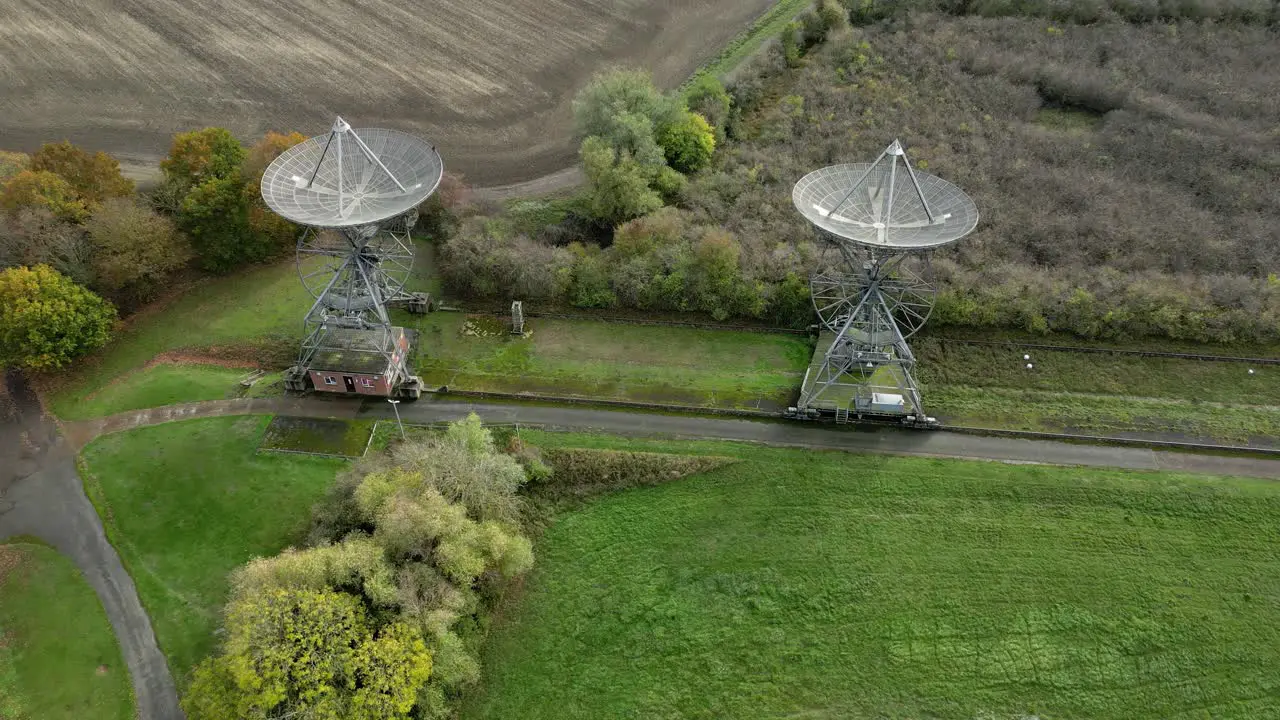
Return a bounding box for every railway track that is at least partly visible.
[447,306,1280,364]
[930,337,1280,365]
[439,387,1280,457]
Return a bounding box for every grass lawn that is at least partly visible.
[61,364,252,421]
[404,312,812,409]
[914,339,1280,443]
[467,432,1280,719]
[0,543,134,720]
[46,260,310,416]
[78,416,346,686]
[47,241,439,418]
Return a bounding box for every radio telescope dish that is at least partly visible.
[792,140,978,250]
[262,116,444,228]
[790,139,979,424]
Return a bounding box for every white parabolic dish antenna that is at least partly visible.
[261,117,444,228]
[792,140,978,250]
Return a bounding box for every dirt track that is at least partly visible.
[0,0,773,187]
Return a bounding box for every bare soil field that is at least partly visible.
[0,0,773,186]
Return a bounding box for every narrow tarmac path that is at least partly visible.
[0,370,182,720]
[65,394,1280,480]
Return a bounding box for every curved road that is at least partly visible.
[0,370,182,720]
[7,386,1279,720]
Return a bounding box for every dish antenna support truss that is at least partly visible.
[791,139,978,423]
[260,116,444,395]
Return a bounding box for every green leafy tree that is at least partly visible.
[0,170,89,222]
[573,69,679,143]
[271,413,535,720]
[766,271,814,327]
[161,127,246,190]
[182,589,431,720]
[178,175,266,273]
[684,75,732,139]
[86,198,191,303]
[687,229,762,320]
[580,137,664,224]
[29,141,134,204]
[656,111,716,173]
[779,21,803,67]
[0,264,115,370]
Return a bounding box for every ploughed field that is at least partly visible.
[0,0,772,185]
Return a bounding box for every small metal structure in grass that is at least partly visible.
[258,415,377,458]
[261,116,444,399]
[510,301,525,335]
[788,139,979,426]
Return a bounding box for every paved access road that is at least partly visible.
[66,394,1280,480]
[6,387,1278,720]
[0,370,182,720]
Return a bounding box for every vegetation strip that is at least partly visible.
[449,307,811,335]
[679,0,812,91]
[936,338,1280,365]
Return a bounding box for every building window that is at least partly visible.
[361,378,374,388]
[323,376,337,385]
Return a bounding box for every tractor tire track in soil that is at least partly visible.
[1,0,773,188]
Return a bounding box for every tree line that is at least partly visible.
[0,129,304,369]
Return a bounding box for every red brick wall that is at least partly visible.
[308,371,392,396]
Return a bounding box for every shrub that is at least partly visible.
[567,244,617,309]
[0,208,93,286]
[656,111,717,173]
[779,21,804,67]
[161,127,246,190]
[29,141,133,205]
[86,198,191,305]
[532,447,736,504]
[0,170,89,222]
[684,75,732,139]
[0,264,116,370]
[0,151,27,182]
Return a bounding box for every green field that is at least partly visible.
[914,339,1280,442]
[467,432,1280,719]
[0,543,134,720]
[79,416,345,685]
[405,312,812,409]
[62,364,252,421]
[47,260,310,416]
[47,242,439,418]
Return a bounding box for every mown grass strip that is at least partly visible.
[466,431,1280,720]
[79,416,345,686]
[0,543,134,720]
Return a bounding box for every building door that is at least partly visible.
[343,376,356,393]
